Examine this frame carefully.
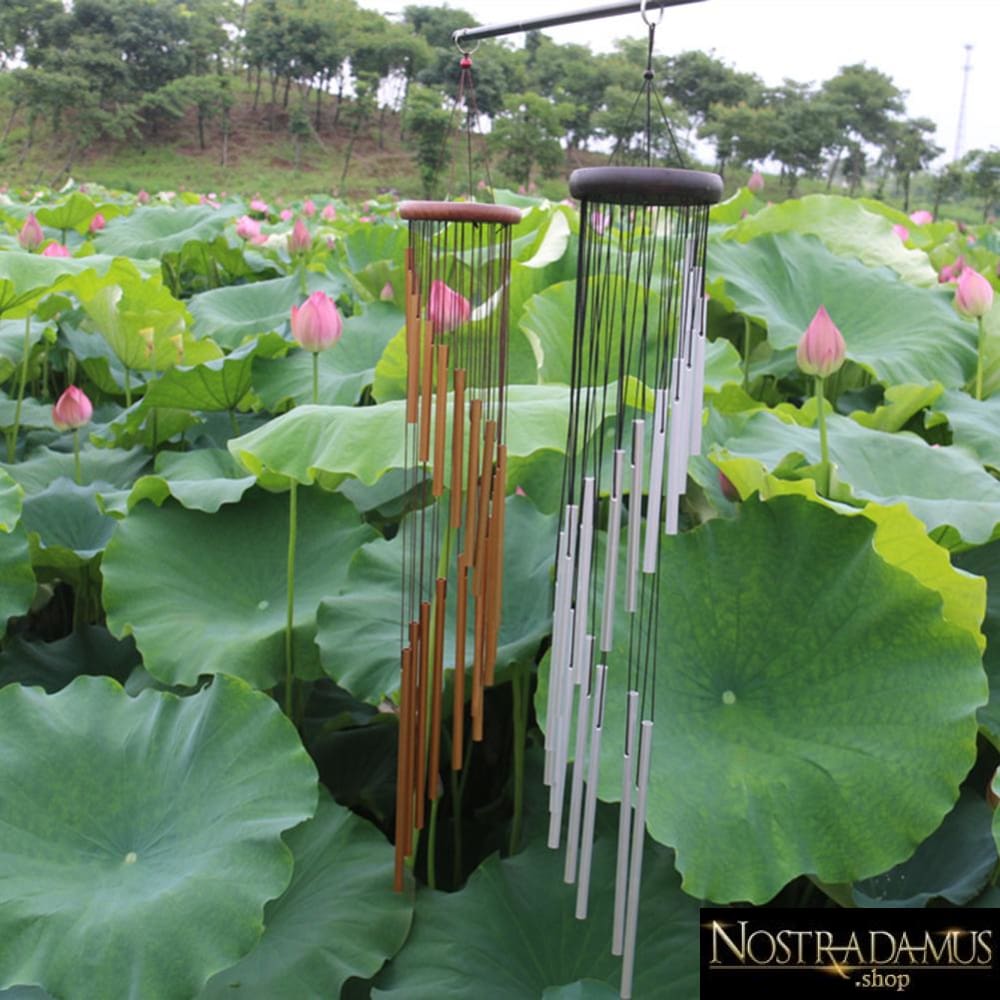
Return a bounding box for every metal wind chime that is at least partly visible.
[392,69,522,889]
[457,3,719,997]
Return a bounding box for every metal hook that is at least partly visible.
[639,0,665,26]
[452,31,480,55]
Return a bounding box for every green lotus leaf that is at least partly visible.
[954,539,1000,748]
[715,408,1000,545]
[200,790,412,1000]
[229,386,577,489]
[371,831,699,999]
[0,319,46,387]
[143,340,257,412]
[88,400,203,451]
[928,389,1000,471]
[542,983,618,1000]
[709,469,986,652]
[852,788,998,907]
[708,232,975,388]
[849,382,943,433]
[539,495,985,903]
[0,625,139,692]
[33,192,99,232]
[21,478,116,571]
[317,494,555,703]
[120,449,257,514]
[0,391,52,431]
[2,444,149,494]
[709,187,758,225]
[0,674,318,1000]
[92,203,241,258]
[253,301,402,410]
[727,194,938,285]
[188,275,302,349]
[519,277,743,389]
[0,466,22,531]
[102,487,377,688]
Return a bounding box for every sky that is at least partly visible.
[360,0,998,164]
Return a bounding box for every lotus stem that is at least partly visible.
[284,480,299,719]
[312,352,319,405]
[815,375,830,495]
[7,315,31,463]
[742,314,752,391]
[976,316,985,401]
[73,429,81,485]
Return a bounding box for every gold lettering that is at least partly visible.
[710,921,747,965]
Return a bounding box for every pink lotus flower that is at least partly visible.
[477,179,487,191]
[954,269,994,319]
[326,236,335,250]
[427,280,471,335]
[250,197,269,214]
[303,199,316,217]
[200,195,220,209]
[287,218,311,255]
[235,214,262,239]
[280,208,293,221]
[796,306,846,378]
[42,242,71,257]
[52,386,93,430]
[290,290,343,351]
[909,210,933,225]
[380,281,394,301]
[718,470,740,503]
[89,213,105,233]
[321,203,336,221]
[747,170,764,194]
[358,215,373,224]
[939,256,965,284]
[18,213,44,251]
[590,210,610,235]
[892,224,909,242]
[137,190,150,205]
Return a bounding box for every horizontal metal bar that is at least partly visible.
[452,0,706,46]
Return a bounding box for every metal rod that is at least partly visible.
[452,0,705,46]
[575,662,607,919]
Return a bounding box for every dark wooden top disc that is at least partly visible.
[398,201,522,224]
[569,167,723,207]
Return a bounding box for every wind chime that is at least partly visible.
[393,55,522,891]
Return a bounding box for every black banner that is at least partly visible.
[700,907,1000,999]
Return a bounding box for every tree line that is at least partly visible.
[0,0,996,214]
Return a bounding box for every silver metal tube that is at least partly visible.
[626,420,644,613]
[620,719,654,1000]
[575,662,607,919]
[642,388,667,574]
[600,449,626,652]
[612,690,640,955]
[564,634,595,883]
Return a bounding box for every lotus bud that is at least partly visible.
[89,213,105,233]
[287,218,311,255]
[747,170,764,194]
[290,290,343,352]
[909,209,933,225]
[42,242,71,257]
[18,213,44,251]
[280,208,293,222]
[590,210,610,235]
[250,197,269,215]
[796,306,846,378]
[52,386,93,430]
[938,255,965,283]
[380,281,394,301]
[359,215,373,224]
[235,215,262,241]
[427,280,471,335]
[718,470,740,502]
[954,268,994,319]
[137,190,150,204]
[892,224,909,242]
[303,199,316,217]
[321,203,336,221]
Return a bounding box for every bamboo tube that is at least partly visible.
[471,586,486,742]
[474,419,496,581]
[394,645,413,892]
[432,344,449,497]
[415,601,431,828]
[428,577,447,800]
[452,565,468,770]
[405,619,420,858]
[450,369,466,529]
[462,399,482,569]
[484,445,507,685]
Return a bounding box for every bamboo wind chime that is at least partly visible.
[393,201,520,891]
[542,167,722,997]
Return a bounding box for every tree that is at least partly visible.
[820,63,904,192]
[765,81,837,195]
[403,83,451,197]
[0,0,63,67]
[889,117,942,211]
[489,92,569,188]
[961,148,1000,221]
[698,102,776,178]
[662,49,764,139]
